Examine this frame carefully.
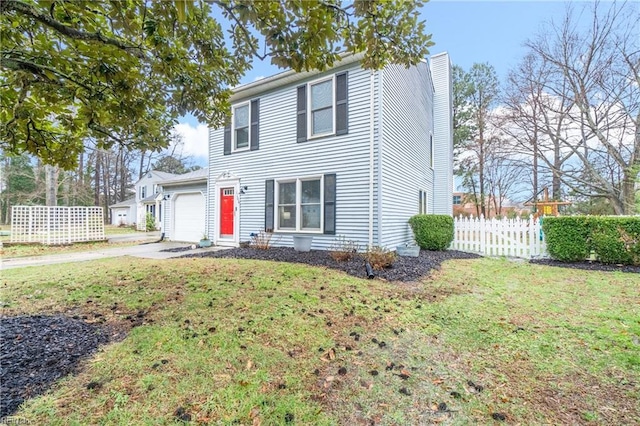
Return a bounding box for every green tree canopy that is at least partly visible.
[1,0,433,170]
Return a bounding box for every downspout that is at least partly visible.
[369,71,375,248]
[377,70,384,247]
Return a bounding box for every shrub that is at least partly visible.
[543,216,640,265]
[250,231,273,250]
[365,246,396,270]
[329,235,359,262]
[590,217,640,265]
[542,217,590,262]
[145,213,156,232]
[408,214,454,251]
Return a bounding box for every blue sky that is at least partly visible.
[175,0,595,163]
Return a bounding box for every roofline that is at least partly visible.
[160,177,207,186]
[230,52,366,102]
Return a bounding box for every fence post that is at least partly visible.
[479,215,486,256]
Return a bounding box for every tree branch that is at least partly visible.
[3,0,146,59]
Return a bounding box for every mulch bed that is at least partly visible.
[0,315,113,418]
[180,247,482,282]
[530,258,640,274]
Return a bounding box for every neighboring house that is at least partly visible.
[135,170,177,230]
[160,168,208,242]
[108,197,136,226]
[453,192,530,218]
[207,52,453,249]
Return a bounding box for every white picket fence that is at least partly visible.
[11,206,105,245]
[452,216,547,259]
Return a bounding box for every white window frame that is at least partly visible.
[307,75,336,139]
[232,101,251,152]
[274,175,324,234]
[140,186,146,199]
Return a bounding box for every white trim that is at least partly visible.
[214,175,240,247]
[307,75,336,140]
[274,175,324,234]
[231,101,251,153]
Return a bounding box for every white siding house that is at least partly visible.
[208,53,453,250]
[135,170,176,230]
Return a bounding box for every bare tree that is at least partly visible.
[522,1,640,214]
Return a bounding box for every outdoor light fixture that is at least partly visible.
[239,186,248,195]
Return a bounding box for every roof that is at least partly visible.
[109,197,136,209]
[140,193,162,203]
[160,168,208,186]
[134,170,178,185]
[230,52,365,102]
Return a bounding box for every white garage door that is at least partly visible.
[173,193,205,242]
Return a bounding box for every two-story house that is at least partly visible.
[203,52,452,249]
[135,170,176,230]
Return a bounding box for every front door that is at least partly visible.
[220,188,235,238]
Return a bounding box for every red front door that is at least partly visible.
[220,188,234,237]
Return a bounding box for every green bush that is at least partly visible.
[542,217,591,262]
[543,216,640,265]
[145,213,156,232]
[408,214,454,251]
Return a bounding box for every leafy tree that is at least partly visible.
[1,0,433,170]
[454,63,500,216]
[152,155,193,175]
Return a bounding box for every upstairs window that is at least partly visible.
[453,195,462,205]
[233,103,250,151]
[140,186,146,199]
[310,78,334,137]
[297,72,348,142]
[224,99,260,155]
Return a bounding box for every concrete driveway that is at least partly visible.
[1,240,227,270]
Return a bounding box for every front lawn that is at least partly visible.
[2,257,638,425]
[0,240,140,259]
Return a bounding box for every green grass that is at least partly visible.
[2,257,639,425]
[104,225,139,235]
[0,240,141,259]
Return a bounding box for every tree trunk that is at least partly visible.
[45,164,58,206]
[94,151,101,207]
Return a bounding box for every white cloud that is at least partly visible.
[172,122,209,164]
[253,75,265,82]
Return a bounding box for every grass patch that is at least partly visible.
[0,240,143,259]
[2,257,639,424]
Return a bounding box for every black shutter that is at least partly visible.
[335,72,348,135]
[296,85,307,142]
[250,99,259,151]
[265,180,274,232]
[324,173,336,235]
[223,121,231,155]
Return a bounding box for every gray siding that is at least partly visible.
[379,62,435,249]
[430,53,454,215]
[209,65,380,250]
[161,182,207,240]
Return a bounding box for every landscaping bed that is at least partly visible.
[0,316,114,417]
[181,247,481,281]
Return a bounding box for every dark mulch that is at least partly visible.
[0,315,112,417]
[180,247,481,282]
[530,258,640,274]
[160,245,198,253]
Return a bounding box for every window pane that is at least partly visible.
[234,105,249,128]
[301,205,321,229]
[235,128,248,148]
[278,205,296,229]
[311,80,332,110]
[279,182,296,205]
[312,108,333,135]
[301,180,320,203]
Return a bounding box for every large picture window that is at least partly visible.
[233,103,250,151]
[276,177,323,232]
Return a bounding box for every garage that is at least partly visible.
[172,192,205,242]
